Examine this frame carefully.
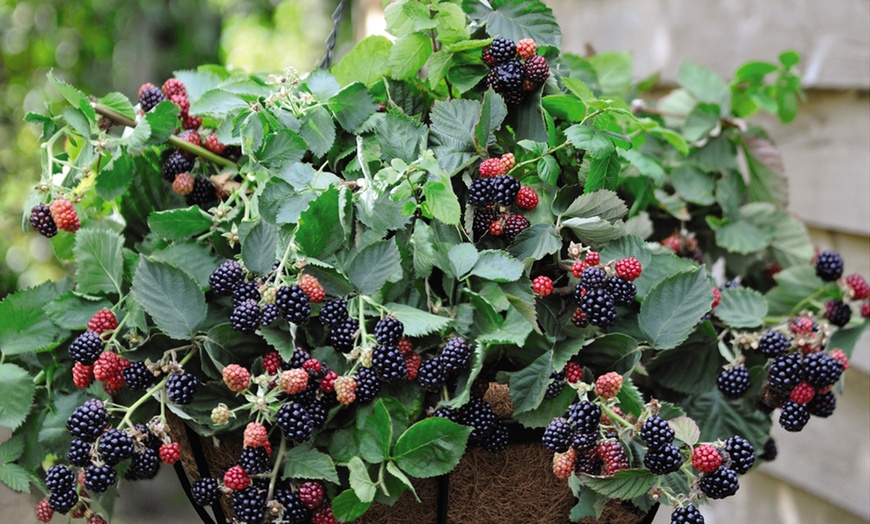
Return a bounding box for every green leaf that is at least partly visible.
[347,456,377,503]
[241,220,279,275]
[189,89,247,117]
[329,83,379,132]
[646,324,721,394]
[507,224,561,262]
[0,463,35,493]
[332,35,393,87]
[99,92,135,121]
[562,189,628,221]
[44,292,111,330]
[421,176,461,225]
[741,134,788,207]
[565,125,614,158]
[470,250,523,282]
[508,351,553,415]
[765,265,824,316]
[580,334,640,376]
[348,239,401,295]
[299,105,335,157]
[296,186,343,259]
[241,112,264,155]
[542,94,585,123]
[118,116,151,153]
[132,256,207,340]
[536,154,560,185]
[615,379,644,418]
[148,207,212,241]
[512,383,577,428]
[716,288,768,328]
[580,470,655,499]
[668,416,701,447]
[478,305,534,346]
[670,165,716,206]
[683,390,771,452]
[588,52,633,97]
[829,321,869,357]
[448,243,479,279]
[585,151,621,193]
[618,149,665,184]
[260,178,314,226]
[74,228,125,296]
[386,461,419,501]
[464,0,561,49]
[770,213,813,268]
[600,235,652,269]
[388,32,432,80]
[0,435,24,463]
[392,417,471,478]
[151,242,220,289]
[639,268,713,350]
[48,71,95,125]
[429,99,480,173]
[682,103,720,142]
[144,101,180,145]
[563,77,595,102]
[95,154,133,201]
[331,489,372,522]
[709,218,774,254]
[433,3,470,44]
[282,443,340,484]
[561,217,624,245]
[38,391,88,454]
[357,400,392,464]
[376,109,427,164]
[0,365,35,431]
[677,60,730,113]
[0,283,68,355]
[173,69,223,102]
[648,126,689,155]
[258,130,307,168]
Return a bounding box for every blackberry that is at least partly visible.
[640,416,675,449]
[260,303,280,326]
[803,352,844,389]
[231,486,267,524]
[276,285,311,325]
[481,46,497,68]
[501,89,527,105]
[699,467,739,499]
[186,177,216,207]
[441,336,472,374]
[232,281,261,309]
[807,391,836,418]
[580,288,617,327]
[760,438,778,462]
[433,407,462,423]
[238,446,270,475]
[354,366,381,404]
[285,347,311,370]
[545,378,566,399]
[573,284,586,307]
[580,267,608,290]
[671,505,705,524]
[779,400,810,432]
[84,464,117,493]
[473,207,498,238]
[372,345,406,383]
[192,477,220,506]
[275,484,310,523]
[524,55,550,84]
[162,150,194,181]
[815,251,844,281]
[125,448,160,480]
[459,398,497,442]
[139,85,165,112]
[758,330,790,358]
[166,372,199,405]
[490,175,521,206]
[374,317,404,346]
[724,435,755,474]
[484,421,509,452]
[644,443,683,474]
[319,299,349,326]
[489,36,516,64]
[485,69,500,91]
[467,178,494,206]
[48,488,79,514]
[29,204,58,238]
[69,330,104,366]
[824,300,852,327]
[231,299,263,333]
[606,276,637,306]
[767,353,802,391]
[572,430,599,451]
[417,357,446,391]
[134,423,161,450]
[717,366,751,398]
[45,465,74,493]
[209,260,243,295]
[67,438,92,466]
[307,398,329,427]
[97,429,134,466]
[574,448,603,475]
[494,60,524,92]
[329,317,359,352]
[276,402,313,442]
[502,213,530,241]
[66,399,108,442]
[599,439,630,475]
[542,417,573,452]
[123,361,154,391]
[566,401,601,434]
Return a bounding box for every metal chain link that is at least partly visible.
[319,0,349,70]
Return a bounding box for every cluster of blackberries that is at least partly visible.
[481,36,550,104]
[29,199,81,238]
[639,415,682,475]
[372,317,408,383]
[694,436,754,501]
[318,298,359,352]
[468,153,540,242]
[416,336,474,392]
[571,258,641,328]
[435,397,509,452]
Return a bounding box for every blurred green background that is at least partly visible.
[0,0,350,298]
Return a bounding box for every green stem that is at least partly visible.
[600,403,633,430]
[266,437,288,503]
[117,348,195,429]
[377,462,390,497]
[506,141,571,177]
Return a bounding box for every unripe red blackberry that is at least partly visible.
[552,448,576,479]
[524,55,550,83]
[595,372,623,399]
[312,505,338,524]
[515,186,539,210]
[614,257,643,281]
[161,78,187,99]
[516,38,537,59]
[298,274,326,303]
[72,362,94,389]
[571,259,587,279]
[49,199,80,232]
[87,309,118,335]
[479,157,507,177]
[243,422,269,448]
[205,134,226,155]
[585,251,600,266]
[29,204,58,238]
[298,480,325,509]
[845,273,870,300]
[489,218,504,237]
[711,287,722,308]
[159,442,181,465]
[692,444,722,473]
[500,152,515,170]
[280,368,309,395]
[532,275,554,296]
[404,352,421,380]
[565,362,583,383]
[36,498,54,522]
[503,213,530,241]
[222,364,251,392]
[223,465,251,491]
[334,376,357,405]
[172,172,195,196]
[789,381,815,404]
[598,439,629,475]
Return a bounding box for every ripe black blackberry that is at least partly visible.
[758,330,790,358]
[824,299,852,327]
[84,464,117,493]
[45,465,74,493]
[467,178,494,206]
[30,204,58,238]
[700,467,740,500]
[580,288,617,327]
[67,399,108,442]
[724,436,755,474]
[524,55,550,83]
[606,276,637,306]
[502,213,530,241]
[767,353,802,391]
[329,317,359,352]
[167,372,199,405]
[186,177,216,207]
[494,60,524,93]
[355,366,381,404]
[123,361,154,391]
[260,303,280,326]
[230,299,263,333]
[232,280,261,309]
[67,438,92,467]
[319,298,349,326]
[210,260,244,295]
[574,448,603,475]
[580,267,608,290]
[307,398,329,427]
[48,488,79,514]
[489,36,516,64]
[760,438,778,462]
[779,400,810,432]
[276,402,313,442]
[285,347,311,370]
[717,366,751,398]
[643,443,683,474]
[162,150,194,181]
[134,423,161,450]
[807,390,836,418]
[545,378,566,399]
[276,285,311,325]
[275,483,310,523]
[473,207,498,238]
[640,416,675,450]
[670,505,705,524]
[542,417,573,452]
[490,175,521,206]
[374,317,404,346]
[483,420,509,452]
[139,85,165,112]
[125,448,160,480]
[231,486,267,524]
[814,250,844,281]
[441,336,472,374]
[803,352,844,389]
[572,430,599,451]
[372,345,406,383]
[97,428,134,466]
[417,356,446,391]
[192,477,220,506]
[459,398,497,443]
[238,446,270,475]
[69,330,104,366]
[567,401,601,434]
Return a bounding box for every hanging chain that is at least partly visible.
[319,0,349,70]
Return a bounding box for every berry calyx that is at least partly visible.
[49,199,81,233]
[614,257,643,281]
[532,275,554,296]
[515,186,539,210]
[595,372,623,399]
[691,444,722,473]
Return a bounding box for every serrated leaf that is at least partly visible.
[240,220,278,275]
[716,288,768,328]
[48,71,95,125]
[765,265,825,316]
[38,392,88,454]
[709,218,774,254]
[329,83,379,132]
[387,32,432,80]
[600,235,652,269]
[742,134,788,207]
[282,443,340,484]
[618,149,665,184]
[646,324,722,394]
[144,101,180,144]
[670,165,715,206]
[429,98,480,173]
[99,92,135,121]
[0,463,34,493]
[678,60,730,114]
[189,89,247,117]
[347,456,376,503]
[565,125,614,158]
[589,52,633,97]
[506,223,561,262]
[562,189,628,221]
[296,186,343,259]
[0,435,25,463]
[331,489,372,522]
[132,257,207,340]
[95,154,133,201]
[151,242,220,290]
[639,268,713,350]
[73,228,124,296]
[585,151,621,193]
[0,365,35,431]
[383,303,450,338]
[0,283,68,355]
[357,400,392,464]
[348,239,401,295]
[683,390,771,452]
[561,217,625,245]
[580,469,655,499]
[421,175,461,225]
[616,379,645,418]
[508,351,553,415]
[332,35,393,87]
[478,305,534,346]
[43,292,111,330]
[770,213,813,268]
[376,109,426,164]
[148,207,212,241]
[580,334,640,376]
[470,250,523,282]
[464,0,561,48]
[668,416,701,447]
[392,418,471,478]
[299,105,336,157]
[447,243,479,279]
[260,178,314,226]
[257,129,307,168]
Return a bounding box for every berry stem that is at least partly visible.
[599,403,633,430]
[266,437,287,503]
[116,346,195,429]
